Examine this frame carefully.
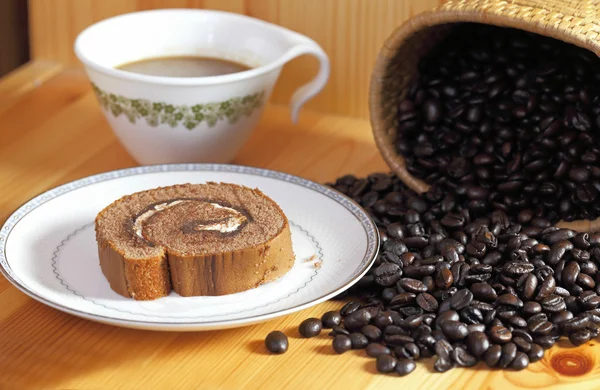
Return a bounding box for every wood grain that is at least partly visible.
[1,61,600,389]
[28,0,443,118]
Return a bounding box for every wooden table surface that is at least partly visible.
[1,62,599,389]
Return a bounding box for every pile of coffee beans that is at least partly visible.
[395,24,600,223]
[264,24,600,377]
[266,172,600,376]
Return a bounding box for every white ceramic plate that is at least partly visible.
[0,164,378,331]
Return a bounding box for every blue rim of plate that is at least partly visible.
[0,164,379,328]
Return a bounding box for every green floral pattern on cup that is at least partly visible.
[91,83,265,130]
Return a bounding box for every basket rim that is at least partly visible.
[369,6,600,232]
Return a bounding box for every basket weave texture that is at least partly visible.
[369,0,600,232]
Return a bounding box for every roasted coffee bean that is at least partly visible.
[332,335,352,354]
[397,306,423,318]
[451,289,474,310]
[460,306,484,324]
[389,293,417,308]
[376,354,397,373]
[541,295,567,312]
[395,343,420,360]
[382,287,397,302]
[416,293,439,312]
[385,334,415,347]
[373,312,394,329]
[543,229,576,245]
[551,310,574,325]
[484,344,502,368]
[350,332,369,349]
[563,261,581,286]
[366,343,392,357]
[498,342,517,368]
[513,337,531,352]
[403,314,425,329]
[395,358,417,376]
[578,274,596,291]
[434,340,454,372]
[507,315,527,328]
[329,326,350,337]
[321,311,343,328]
[528,343,544,362]
[496,293,524,308]
[362,325,382,342]
[265,331,289,354]
[465,331,489,357]
[384,325,407,336]
[436,310,460,329]
[536,276,556,301]
[533,335,556,349]
[569,329,592,346]
[299,318,323,338]
[374,263,402,286]
[527,313,549,325]
[471,282,498,301]
[441,320,469,341]
[403,265,436,278]
[580,291,600,309]
[471,300,495,312]
[340,301,361,316]
[398,278,428,293]
[510,351,530,370]
[512,329,533,343]
[528,319,554,336]
[435,267,454,289]
[344,309,373,331]
[489,326,512,344]
[452,346,477,367]
[523,301,542,315]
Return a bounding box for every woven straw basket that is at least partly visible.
[369,0,600,232]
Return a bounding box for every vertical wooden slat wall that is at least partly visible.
[0,1,29,78]
[27,0,443,118]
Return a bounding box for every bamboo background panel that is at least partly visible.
[28,0,444,118]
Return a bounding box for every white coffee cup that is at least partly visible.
[75,9,329,165]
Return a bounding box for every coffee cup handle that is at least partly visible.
[279,40,330,124]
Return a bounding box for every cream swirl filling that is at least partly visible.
[133,200,247,239]
[192,203,247,233]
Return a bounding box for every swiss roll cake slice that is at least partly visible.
[95,182,295,300]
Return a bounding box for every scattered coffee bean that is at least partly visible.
[321,311,342,328]
[366,343,392,357]
[332,335,352,354]
[498,342,517,368]
[299,318,322,338]
[569,329,592,346]
[528,344,544,362]
[510,351,530,370]
[376,355,397,373]
[265,331,288,354]
[395,358,417,376]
